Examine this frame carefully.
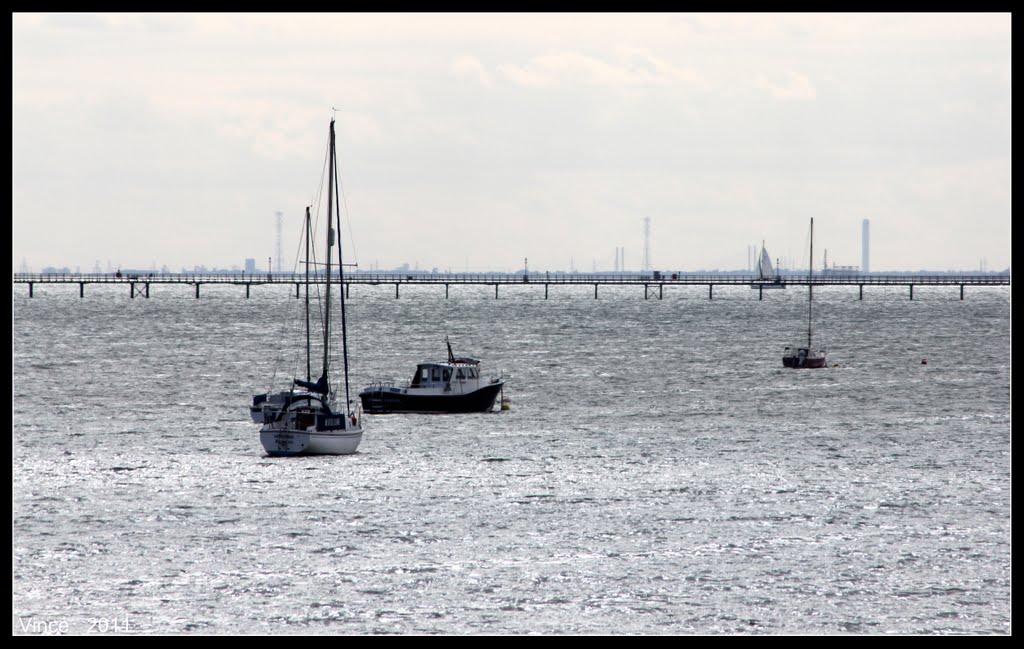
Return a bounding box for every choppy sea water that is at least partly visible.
[11,282,1011,635]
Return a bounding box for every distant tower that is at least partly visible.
[641,217,651,272]
[275,211,284,273]
[861,219,870,274]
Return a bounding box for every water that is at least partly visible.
[12,283,1011,635]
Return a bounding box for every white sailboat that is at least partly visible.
[750,241,785,289]
[255,116,364,455]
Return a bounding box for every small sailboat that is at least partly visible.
[254,116,364,455]
[782,218,827,369]
[750,241,785,288]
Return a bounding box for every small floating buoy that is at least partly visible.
[500,397,511,411]
[921,359,928,365]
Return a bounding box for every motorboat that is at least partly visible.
[359,339,506,414]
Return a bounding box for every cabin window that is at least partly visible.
[442,368,452,382]
[469,368,478,379]
[419,368,429,383]
[431,367,441,382]
[455,368,465,380]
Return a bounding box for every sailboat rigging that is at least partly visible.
[782,218,827,369]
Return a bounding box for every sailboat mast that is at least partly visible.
[333,121,353,415]
[322,120,335,385]
[305,206,312,383]
[807,217,814,349]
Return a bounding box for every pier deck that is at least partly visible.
[12,271,1009,300]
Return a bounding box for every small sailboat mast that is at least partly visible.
[332,117,354,417]
[807,217,814,350]
[304,206,312,384]
[321,121,335,397]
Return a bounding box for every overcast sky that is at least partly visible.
[12,12,1011,274]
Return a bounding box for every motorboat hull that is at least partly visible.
[360,381,504,414]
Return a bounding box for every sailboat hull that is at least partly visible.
[260,425,363,456]
[260,429,311,456]
[782,347,827,369]
[259,395,363,456]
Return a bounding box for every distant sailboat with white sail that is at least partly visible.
[750,241,785,289]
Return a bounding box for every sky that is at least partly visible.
[11,12,1012,274]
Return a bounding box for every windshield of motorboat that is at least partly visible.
[411,363,452,387]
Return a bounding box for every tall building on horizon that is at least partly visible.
[641,217,651,272]
[862,218,870,274]
[275,212,283,273]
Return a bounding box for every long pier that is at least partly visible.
[11,271,1010,300]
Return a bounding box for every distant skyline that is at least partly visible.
[12,13,1011,273]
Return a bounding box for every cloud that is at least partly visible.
[450,55,494,87]
[497,48,706,89]
[755,71,817,100]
